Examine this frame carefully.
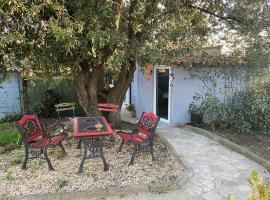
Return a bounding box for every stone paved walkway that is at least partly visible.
[110,111,270,200]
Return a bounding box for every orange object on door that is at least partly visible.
[144,64,152,80]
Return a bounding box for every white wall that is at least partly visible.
[0,72,22,118]
[131,65,246,125]
[135,68,154,118]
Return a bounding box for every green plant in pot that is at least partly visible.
[188,102,203,125]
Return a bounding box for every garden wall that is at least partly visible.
[25,80,85,117]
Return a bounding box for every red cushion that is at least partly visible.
[118,132,146,143]
[32,134,66,148]
[131,134,145,142]
[50,134,67,145]
[32,137,50,148]
[27,131,44,143]
[118,132,132,142]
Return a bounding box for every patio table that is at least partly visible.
[73,117,113,173]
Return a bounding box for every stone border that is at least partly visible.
[0,144,19,155]
[8,127,192,200]
[183,125,270,173]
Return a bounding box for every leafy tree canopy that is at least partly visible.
[0,0,269,116]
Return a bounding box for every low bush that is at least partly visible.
[0,123,21,146]
[228,170,270,200]
[0,112,22,123]
[226,87,270,134]
[57,179,69,189]
[126,104,136,116]
[190,84,270,135]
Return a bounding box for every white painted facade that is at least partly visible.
[0,72,23,119]
[128,64,245,125]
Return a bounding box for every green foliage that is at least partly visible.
[228,170,270,200]
[188,62,270,134]
[49,148,66,160]
[1,1,268,76]
[126,104,136,116]
[0,0,269,116]
[25,78,85,116]
[189,93,226,128]
[0,112,23,123]
[226,86,270,134]
[29,160,45,172]
[8,154,23,167]
[5,170,15,181]
[40,89,61,117]
[57,179,69,189]
[191,83,270,134]
[0,123,21,146]
[248,170,270,200]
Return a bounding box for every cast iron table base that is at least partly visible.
[78,137,109,173]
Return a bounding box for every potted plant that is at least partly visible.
[188,102,203,125]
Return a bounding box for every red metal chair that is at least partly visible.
[98,103,119,130]
[15,115,68,171]
[117,112,160,165]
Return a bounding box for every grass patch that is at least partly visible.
[8,154,24,167]
[29,160,45,172]
[49,148,66,160]
[57,179,69,189]
[5,170,16,181]
[0,123,21,146]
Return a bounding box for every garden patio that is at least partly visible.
[0,109,269,200]
[1,1,270,199]
[0,111,186,199]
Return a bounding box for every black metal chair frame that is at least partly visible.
[117,112,160,165]
[15,117,67,171]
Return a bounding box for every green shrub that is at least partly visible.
[126,104,136,116]
[190,84,270,135]
[57,179,69,189]
[0,123,21,146]
[228,170,270,200]
[0,112,22,123]
[189,93,227,129]
[226,86,270,134]
[5,170,16,181]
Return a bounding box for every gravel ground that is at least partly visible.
[0,132,183,198]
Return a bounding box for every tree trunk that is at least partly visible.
[74,67,102,117]
[22,79,29,114]
[107,60,136,127]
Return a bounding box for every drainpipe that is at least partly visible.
[17,72,23,114]
[129,84,132,105]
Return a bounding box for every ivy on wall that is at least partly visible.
[186,55,270,135]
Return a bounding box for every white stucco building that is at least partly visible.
[0,69,23,119]
[126,46,246,125]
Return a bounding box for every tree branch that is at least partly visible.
[186,4,249,26]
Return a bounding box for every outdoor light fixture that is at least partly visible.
[169,72,175,87]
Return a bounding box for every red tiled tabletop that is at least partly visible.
[73,116,113,137]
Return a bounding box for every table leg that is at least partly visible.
[78,138,88,173]
[99,139,109,171]
[76,139,82,149]
[78,137,109,172]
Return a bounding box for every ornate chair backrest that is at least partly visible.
[16,115,46,144]
[136,112,160,137]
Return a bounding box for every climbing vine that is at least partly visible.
[187,52,270,134]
